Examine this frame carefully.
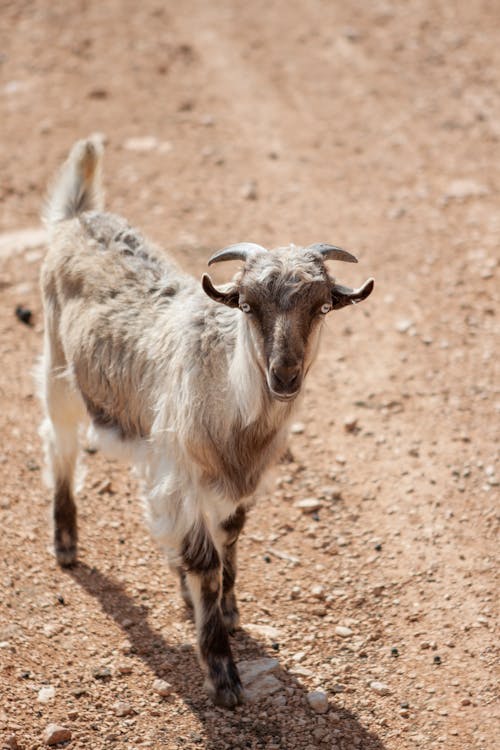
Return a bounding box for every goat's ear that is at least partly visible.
[202,274,240,308]
[331,278,374,310]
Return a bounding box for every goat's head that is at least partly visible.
[202,243,374,402]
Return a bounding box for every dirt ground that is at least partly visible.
[0,1,498,749]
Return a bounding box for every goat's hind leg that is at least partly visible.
[181,524,243,708]
[40,358,82,566]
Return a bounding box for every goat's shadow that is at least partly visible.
[67,562,386,749]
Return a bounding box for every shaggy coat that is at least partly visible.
[39,137,374,707]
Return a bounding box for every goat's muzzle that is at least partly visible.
[267,363,302,401]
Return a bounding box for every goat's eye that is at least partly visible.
[240,302,251,314]
[320,303,332,314]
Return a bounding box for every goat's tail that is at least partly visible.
[43,135,104,225]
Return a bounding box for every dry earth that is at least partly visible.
[0,1,498,749]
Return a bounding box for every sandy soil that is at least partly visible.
[0,1,498,749]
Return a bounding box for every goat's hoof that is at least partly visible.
[55,528,77,567]
[211,682,244,709]
[55,541,77,567]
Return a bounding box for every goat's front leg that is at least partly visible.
[182,526,243,708]
[221,506,246,633]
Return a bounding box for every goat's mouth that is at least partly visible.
[269,390,299,403]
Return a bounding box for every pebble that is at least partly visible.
[238,657,279,685]
[244,674,283,703]
[395,319,413,333]
[113,701,135,717]
[370,681,391,695]
[290,422,305,434]
[245,623,281,641]
[238,658,282,703]
[2,736,19,750]
[311,585,325,600]
[38,685,56,703]
[123,136,159,152]
[92,666,112,680]
[343,415,358,432]
[445,179,488,200]
[153,678,173,697]
[307,690,329,714]
[335,625,353,638]
[43,725,72,746]
[241,180,258,200]
[290,585,301,600]
[294,498,323,513]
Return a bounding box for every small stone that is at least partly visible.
[395,319,413,333]
[290,586,301,600]
[290,422,305,434]
[294,498,323,513]
[311,585,325,600]
[153,678,173,697]
[370,681,391,695]
[15,305,33,329]
[238,657,279,685]
[307,690,329,714]
[343,416,358,432]
[116,662,133,675]
[43,724,72,746]
[124,136,159,152]
[335,626,353,638]
[92,665,112,680]
[241,180,258,200]
[245,623,281,641]
[3,735,19,750]
[113,701,135,717]
[38,685,56,703]
[244,674,283,703]
[445,179,488,200]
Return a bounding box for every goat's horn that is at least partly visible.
[308,243,358,264]
[208,242,267,266]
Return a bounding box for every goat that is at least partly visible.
[39,137,374,707]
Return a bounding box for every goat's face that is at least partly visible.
[202,243,374,402]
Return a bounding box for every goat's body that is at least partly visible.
[41,204,293,536]
[39,137,373,707]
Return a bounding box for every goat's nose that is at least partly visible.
[271,364,301,390]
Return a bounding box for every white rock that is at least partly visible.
[445,179,488,200]
[294,498,322,513]
[43,725,72,746]
[395,319,413,333]
[153,678,173,697]
[245,623,281,641]
[307,690,329,713]
[238,657,279,686]
[370,680,391,695]
[241,180,258,200]
[290,422,305,434]
[244,674,283,703]
[311,585,325,600]
[123,136,159,152]
[113,701,135,716]
[38,686,55,703]
[335,626,353,638]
